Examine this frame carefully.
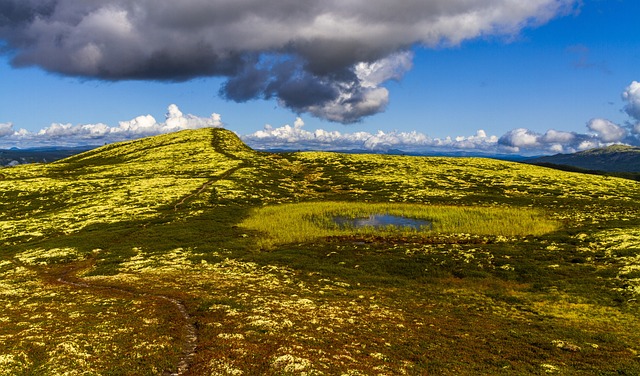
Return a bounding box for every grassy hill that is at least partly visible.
[529,144,640,173]
[1,128,639,375]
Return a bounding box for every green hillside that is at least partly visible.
[530,144,640,173]
[1,128,639,375]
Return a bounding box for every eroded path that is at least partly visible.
[47,259,198,376]
[173,163,247,211]
[174,129,253,211]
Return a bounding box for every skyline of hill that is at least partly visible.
[5,134,640,173]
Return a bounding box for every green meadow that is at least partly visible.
[1,128,639,375]
[241,201,559,250]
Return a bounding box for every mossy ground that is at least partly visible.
[1,128,639,375]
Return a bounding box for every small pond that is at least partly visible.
[332,214,432,230]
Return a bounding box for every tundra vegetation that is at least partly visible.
[0,128,639,375]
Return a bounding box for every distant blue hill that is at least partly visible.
[528,145,640,173]
[525,145,640,181]
[261,147,534,161]
[0,146,97,166]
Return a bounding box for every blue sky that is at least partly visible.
[1,0,639,154]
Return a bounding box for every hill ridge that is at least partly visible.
[57,128,252,165]
[529,144,640,173]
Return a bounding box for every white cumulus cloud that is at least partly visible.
[587,118,628,142]
[498,128,541,151]
[242,118,498,153]
[0,105,222,147]
[0,123,15,137]
[498,127,614,154]
[623,81,640,121]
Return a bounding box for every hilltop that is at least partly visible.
[1,128,639,375]
[529,144,640,173]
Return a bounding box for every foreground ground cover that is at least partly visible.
[1,128,639,375]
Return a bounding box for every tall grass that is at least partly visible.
[240,201,559,249]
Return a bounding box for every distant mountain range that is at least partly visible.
[260,147,532,161]
[0,146,97,166]
[527,144,640,180]
[4,142,640,181]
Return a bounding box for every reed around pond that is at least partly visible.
[240,201,560,249]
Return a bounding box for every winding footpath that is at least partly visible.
[174,130,249,212]
[173,163,247,211]
[36,130,251,374]
[53,262,198,376]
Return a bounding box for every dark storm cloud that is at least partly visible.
[0,0,55,27]
[0,0,577,123]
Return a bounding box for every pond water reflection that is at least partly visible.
[332,214,432,230]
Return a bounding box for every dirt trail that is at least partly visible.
[173,163,246,211]
[173,127,252,211]
[51,260,198,376]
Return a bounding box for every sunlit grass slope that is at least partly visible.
[1,128,640,375]
[0,128,258,243]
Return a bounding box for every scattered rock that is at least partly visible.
[541,363,559,373]
[553,340,581,352]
